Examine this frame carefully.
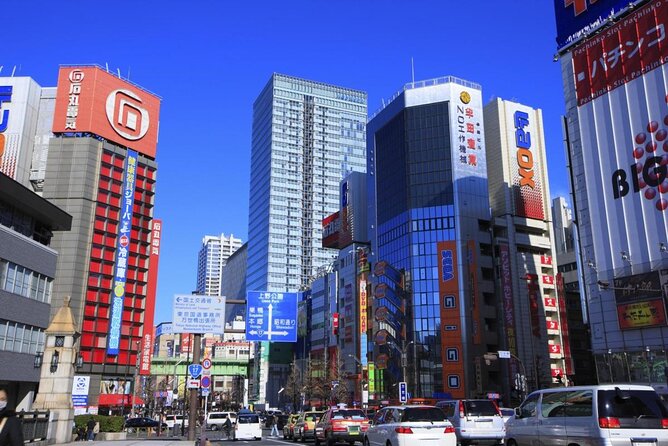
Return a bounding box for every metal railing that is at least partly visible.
[18,410,50,443]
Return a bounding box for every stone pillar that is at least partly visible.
[33,297,80,444]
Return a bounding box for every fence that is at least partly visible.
[18,410,49,443]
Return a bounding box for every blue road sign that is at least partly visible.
[246,291,298,342]
[188,364,203,379]
[399,382,408,403]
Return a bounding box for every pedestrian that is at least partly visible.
[0,387,25,446]
[223,417,232,439]
[86,417,96,441]
[93,420,100,440]
[270,414,279,437]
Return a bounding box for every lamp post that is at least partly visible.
[487,351,527,401]
[388,341,414,383]
[348,355,363,407]
[132,340,140,416]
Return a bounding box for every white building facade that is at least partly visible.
[196,233,242,296]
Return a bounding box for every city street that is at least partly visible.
[57,433,308,446]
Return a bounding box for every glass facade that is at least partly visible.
[374,101,457,397]
[247,74,367,406]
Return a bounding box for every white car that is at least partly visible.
[206,411,237,430]
[165,414,188,429]
[364,405,456,446]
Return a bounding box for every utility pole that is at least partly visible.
[188,333,201,441]
[132,340,140,416]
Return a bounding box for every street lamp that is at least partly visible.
[486,352,527,401]
[388,340,414,383]
[348,355,363,406]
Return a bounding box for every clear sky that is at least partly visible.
[5,1,568,325]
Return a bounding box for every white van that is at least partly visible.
[505,384,668,446]
[233,412,262,441]
[206,411,236,430]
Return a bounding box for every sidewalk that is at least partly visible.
[57,441,185,446]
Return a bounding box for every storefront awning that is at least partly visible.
[98,394,145,406]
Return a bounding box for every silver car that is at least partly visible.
[436,399,505,445]
[505,384,668,446]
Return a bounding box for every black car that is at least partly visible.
[124,417,168,429]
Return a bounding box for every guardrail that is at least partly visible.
[18,410,50,443]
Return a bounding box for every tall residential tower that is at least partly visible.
[196,233,242,296]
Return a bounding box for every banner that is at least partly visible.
[438,240,464,398]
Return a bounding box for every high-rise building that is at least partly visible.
[220,242,247,323]
[0,173,71,410]
[196,233,243,296]
[42,65,162,413]
[247,73,367,406]
[484,98,569,397]
[367,77,496,400]
[555,0,668,384]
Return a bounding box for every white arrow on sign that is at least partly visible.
[272,331,289,336]
[267,303,274,340]
[249,330,258,335]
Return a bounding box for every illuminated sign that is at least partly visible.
[0,86,10,169]
[53,66,161,158]
[617,299,668,329]
[511,107,545,220]
[438,240,464,398]
[106,149,138,355]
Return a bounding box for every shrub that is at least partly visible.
[73,415,125,433]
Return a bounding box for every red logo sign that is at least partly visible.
[119,234,129,248]
[564,0,596,17]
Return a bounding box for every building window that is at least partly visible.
[0,260,53,303]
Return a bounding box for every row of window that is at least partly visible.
[0,260,53,303]
[0,319,45,355]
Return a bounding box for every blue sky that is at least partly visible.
[5,1,568,324]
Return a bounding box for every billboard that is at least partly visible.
[437,240,465,398]
[572,0,668,274]
[53,66,161,158]
[449,86,486,180]
[613,271,668,329]
[322,211,341,249]
[106,149,138,355]
[553,0,641,51]
[505,104,546,220]
[139,219,162,375]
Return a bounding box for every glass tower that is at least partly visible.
[247,74,367,405]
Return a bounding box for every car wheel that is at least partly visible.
[326,432,335,446]
[506,441,517,446]
[315,436,321,446]
[363,439,370,446]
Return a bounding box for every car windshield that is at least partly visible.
[237,415,260,424]
[401,407,447,422]
[331,410,366,420]
[305,413,321,421]
[464,400,499,416]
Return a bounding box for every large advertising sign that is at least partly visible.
[438,240,465,398]
[53,66,161,158]
[449,87,486,180]
[573,0,668,273]
[106,149,138,355]
[554,0,640,51]
[499,244,519,391]
[613,271,668,329]
[506,105,546,220]
[139,219,162,375]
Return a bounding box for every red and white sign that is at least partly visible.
[542,275,554,285]
[546,320,560,331]
[540,255,552,266]
[202,357,212,370]
[549,344,562,355]
[139,219,162,376]
[544,297,557,308]
[53,66,161,158]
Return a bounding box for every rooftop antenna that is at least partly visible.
[127,66,131,81]
[105,62,109,73]
[0,66,3,75]
[11,66,16,77]
[116,68,121,78]
[411,57,415,86]
[381,98,386,107]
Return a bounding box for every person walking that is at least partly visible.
[223,417,232,439]
[86,417,96,441]
[0,387,25,446]
[269,414,279,437]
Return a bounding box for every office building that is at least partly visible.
[484,98,569,398]
[247,73,367,406]
[196,234,242,296]
[0,173,71,410]
[43,65,161,413]
[220,242,248,323]
[367,77,496,400]
[555,0,668,383]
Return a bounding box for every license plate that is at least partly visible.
[349,426,360,435]
[631,442,657,446]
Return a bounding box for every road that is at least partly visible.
[57,438,320,446]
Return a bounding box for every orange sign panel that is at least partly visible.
[438,240,465,398]
[617,299,667,330]
[53,66,161,158]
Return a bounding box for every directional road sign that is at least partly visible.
[188,364,203,379]
[246,291,298,342]
[399,382,408,403]
[202,388,210,397]
[172,295,226,333]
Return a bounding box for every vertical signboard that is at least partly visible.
[526,274,542,339]
[467,240,481,345]
[106,149,138,355]
[555,273,573,375]
[139,219,162,375]
[450,86,486,181]
[572,1,668,270]
[358,248,370,366]
[438,240,464,398]
[507,105,545,219]
[499,244,519,391]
